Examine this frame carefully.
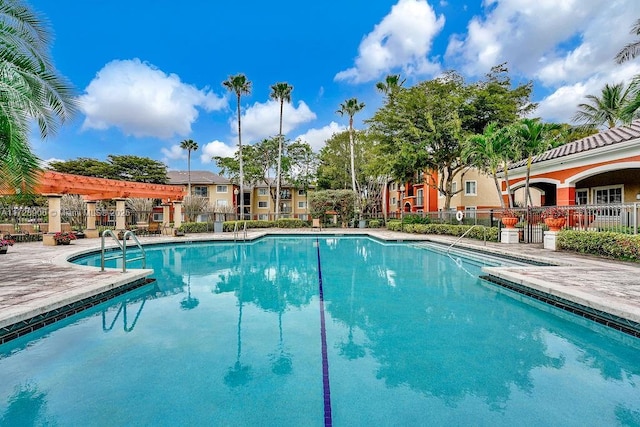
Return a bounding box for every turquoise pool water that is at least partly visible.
[1,236,639,426]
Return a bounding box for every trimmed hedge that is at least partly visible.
[387,221,499,242]
[557,230,640,262]
[223,218,309,232]
[368,219,383,228]
[177,222,210,233]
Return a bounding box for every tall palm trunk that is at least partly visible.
[237,93,244,220]
[275,100,284,219]
[349,116,356,193]
[187,150,192,196]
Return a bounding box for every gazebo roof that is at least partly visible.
[34,171,185,201]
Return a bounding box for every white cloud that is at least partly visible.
[446,0,640,85]
[200,140,236,163]
[232,100,317,143]
[295,122,346,152]
[41,157,65,167]
[335,0,445,83]
[536,63,640,123]
[79,58,227,139]
[160,144,186,162]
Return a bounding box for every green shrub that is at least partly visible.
[557,230,640,262]
[275,218,308,228]
[386,220,498,242]
[177,222,210,233]
[402,214,431,225]
[368,219,382,228]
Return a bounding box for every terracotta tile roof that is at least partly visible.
[167,170,231,185]
[508,119,640,169]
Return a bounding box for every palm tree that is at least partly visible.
[269,82,293,219]
[514,118,561,207]
[179,139,198,196]
[223,74,252,219]
[573,82,631,129]
[463,122,513,209]
[375,74,406,101]
[616,18,640,63]
[0,0,77,193]
[336,98,365,194]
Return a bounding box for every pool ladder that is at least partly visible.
[100,230,146,272]
[233,221,247,242]
[446,225,486,253]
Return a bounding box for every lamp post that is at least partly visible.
[400,184,405,232]
[234,188,240,220]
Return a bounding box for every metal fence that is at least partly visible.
[370,203,640,244]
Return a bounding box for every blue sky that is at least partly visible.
[28,0,640,173]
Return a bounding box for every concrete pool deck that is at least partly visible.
[1,228,639,338]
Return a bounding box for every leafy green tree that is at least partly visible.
[270,82,293,219]
[462,63,536,135]
[215,137,316,217]
[616,18,640,63]
[179,139,198,195]
[49,155,168,183]
[573,82,632,129]
[317,130,383,215]
[0,0,77,193]
[308,189,356,227]
[223,74,252,218]
[336,98,365,194]
[368,72,467,210]
[48,158,113,178]
[317,131,354,190]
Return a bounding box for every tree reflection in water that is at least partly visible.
[0,382,54,426]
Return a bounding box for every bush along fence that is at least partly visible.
[386,220,499,242]
[557,230,640,262]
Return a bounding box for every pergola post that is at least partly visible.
[162,203,171,234]
[85,201,99,238]
[43,194,62,246]
[114,198,127,231]
[173,200,183,229]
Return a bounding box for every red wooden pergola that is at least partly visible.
[2,171,186,243]
[34,171,185,201]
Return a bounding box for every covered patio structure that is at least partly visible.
[502,120,640,207]
[4,171,185,245]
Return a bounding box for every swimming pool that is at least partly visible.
[1,236,639,425]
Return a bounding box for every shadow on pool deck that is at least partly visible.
[1,228,639,336]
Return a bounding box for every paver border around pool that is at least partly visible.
[1,229,640,342]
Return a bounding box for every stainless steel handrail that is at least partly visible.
[446,224,486,253]
[101,229,146,272]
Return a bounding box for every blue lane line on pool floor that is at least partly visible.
[315,237,333,427]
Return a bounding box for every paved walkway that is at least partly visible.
[1,229,639,335]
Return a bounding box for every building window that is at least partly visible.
[281,190,292,200]
[464,181,477,196]
[594,186,622,204]
[258,201,268,208]
[576,189,588,205]
[193,186,208,197]
[451,181,458,194]
[152,213,163,222]
[416,189,424,206]
[391,182,396,191]
[216,199,228,206]
[216,185,228,193]
[258,214,268,220]
[258,188,268,196]
[391,197,396,206]
[298,189,305,196]
[298,201,306,209]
